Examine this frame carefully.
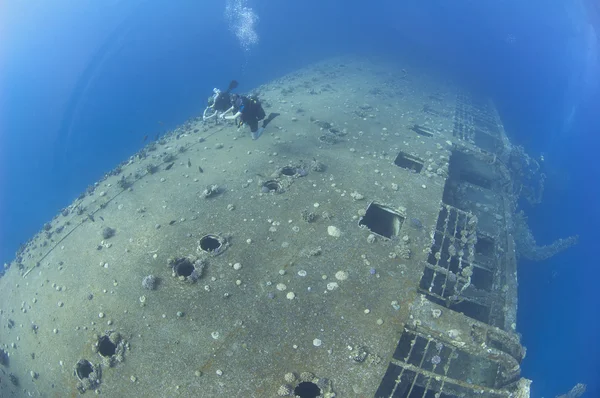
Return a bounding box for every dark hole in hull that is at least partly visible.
[410,124,434,137]
[174,258,194,277]
[394,152,424,173]
[294,381,321,398]
[475,235,495,257]
[76,360,94,380]
[281,166,297,176]
[98,336,116,357]
[359,203,405,239]
[262,180,283,193]
[199,235,222,253]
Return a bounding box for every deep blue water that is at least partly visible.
[1,1,598,396]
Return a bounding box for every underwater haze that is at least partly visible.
[1,0,598,397]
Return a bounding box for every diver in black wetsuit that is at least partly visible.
[203,80,239,122]
[221,93,279,140]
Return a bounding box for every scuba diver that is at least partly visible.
[220,93,279,140]
[202,80,239,122]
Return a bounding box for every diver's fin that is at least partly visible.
[227,80,239,92]
[262,112,280,128]
[252,127,264,140]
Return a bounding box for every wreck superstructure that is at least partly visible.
[0,58,574,397]
[374,92,529,398]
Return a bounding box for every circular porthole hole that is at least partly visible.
[294,381,321,398]
[262,180,282,193]
[280,166,297,176]
[199,235,223,253]
[173,258,195,277]
[75,359,94,380]
[318,134,337,144]
[98,336,117,357]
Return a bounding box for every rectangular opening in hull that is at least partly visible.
[446,151,498,191]
[406,335,428,366]
[471,266,494,292]
[392,369,418,398]
[410,124,434,137]
[394,152,424,173]
[474,130,500,154]
[450,299,490,324]
[476,235,495,257]
[374,363,403,398]
[393,330,416,361]
[459,170,492,189]
[358,202,405,239]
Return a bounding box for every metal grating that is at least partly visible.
[373,91,526,398]
[375,328,514,398]
[421,205,476,300]
[418,204,501,326]
[453,94,502,153]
